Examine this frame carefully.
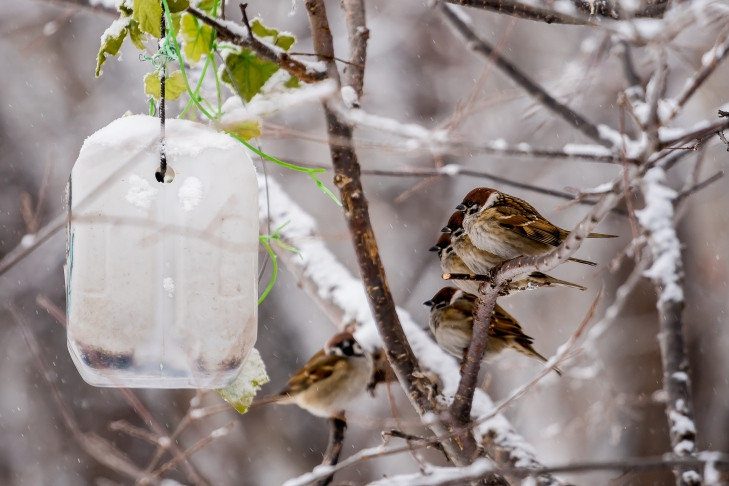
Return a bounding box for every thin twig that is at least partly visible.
[443,0,598,25]
[315,416,348,486]
[439,3,614,147]
[668,29,729,123]
[186,7,327,83]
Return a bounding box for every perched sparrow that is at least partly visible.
[457,187,616,266]
[267,332,373,418]
[429,233,482,295]
[441,211,586,292]
[423,287,561,374]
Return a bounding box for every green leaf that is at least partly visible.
[96,17,131,77]
[166,0,189,13]
[180,13,213,64]
[216,348,269,414]
[133,0,162,37]
[127,19,146,50]
[250,18,295,51]
[197,0,217,12]
[219,119,262,140]
[221,51,279,102]
[144,70,187,100]
[284,75,300,89]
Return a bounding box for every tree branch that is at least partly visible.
[443,0,598,26]
[314,417,347,486]
[439,3,615,147]
[636,167,700,486]
[186,7,327,84]
[341,0,368,99]
[303,0,484,468]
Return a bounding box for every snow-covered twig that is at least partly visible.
[366,453,729,486]
[668,29,729,123]
[636,167,700,485]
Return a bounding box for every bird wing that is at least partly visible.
[278,350,343,396]
[492,197,567,247]
[489,305,534,344]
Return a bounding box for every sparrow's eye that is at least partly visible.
[466,205,478,216]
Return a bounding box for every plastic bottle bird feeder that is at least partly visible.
[66,115,258,388]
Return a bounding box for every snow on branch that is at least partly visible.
[259,175,565,485]
[637,168,683,304]
[637,167,700,485]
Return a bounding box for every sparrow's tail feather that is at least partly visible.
[546,276,587,291]
[519,343,563,376]
[567,257,597,266]
[249,394,291,409]
[587,232,618,238]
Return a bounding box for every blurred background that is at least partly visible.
[1,0,728,484]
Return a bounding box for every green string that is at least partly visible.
[157,0,341,302]
[230,134,342,206]
[140,37,178,70]
[257,222,302,304]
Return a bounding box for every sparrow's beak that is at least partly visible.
[428,245,440,252]
[441,226,452,233]
[455,203,466,211]
[423,300,433,307]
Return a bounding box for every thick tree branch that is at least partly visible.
[439,3,614,147]
[303,0,484,468]
[186,7,327,84]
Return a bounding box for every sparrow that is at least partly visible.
[456,187,616,266]
[262,332,373,418]
[440,211,586,292]
[429,232,482,295]
[423,287,561,374]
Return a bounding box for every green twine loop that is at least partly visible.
[258,221,302,304]
[140,37,178,71]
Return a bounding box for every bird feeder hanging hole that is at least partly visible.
[66,115,259,389]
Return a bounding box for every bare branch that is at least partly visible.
[442,0,598,26]
[315,417,348,486]
[439,3,615,147]
[341,0,368,99]
[186,7,327,84]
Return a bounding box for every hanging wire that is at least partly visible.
[155,7,168,183]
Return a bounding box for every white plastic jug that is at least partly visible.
[66,115,258,388]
